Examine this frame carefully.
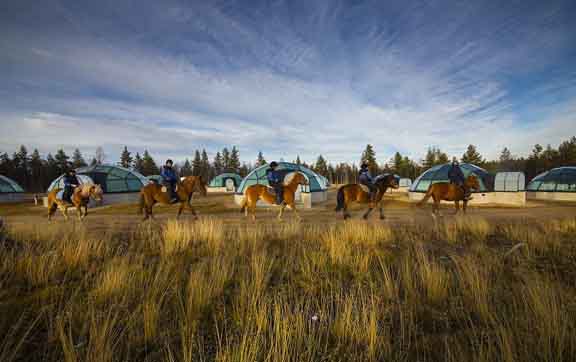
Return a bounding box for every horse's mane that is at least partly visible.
[373,173,396,184]
[283,171,305,186]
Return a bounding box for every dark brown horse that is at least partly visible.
[335,174,399,220]
[138,176,207,220]
[47,183,104,221]
[417,175,480,216]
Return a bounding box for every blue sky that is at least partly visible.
[1,0,575,165]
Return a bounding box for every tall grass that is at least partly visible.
[0,217,575,361]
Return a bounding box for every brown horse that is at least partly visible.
[335,174,399,220]
[240,172,309,221]
[417,175,480,216]
[138,176,207,220]
[47,184,104,221]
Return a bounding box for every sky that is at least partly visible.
[1,0,575,165]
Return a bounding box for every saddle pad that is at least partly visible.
[161,186,168,193]
[56,190,65,200]
[358,184,371,193]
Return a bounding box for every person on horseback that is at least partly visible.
[266,161,284,205]
[161,159,179,203]
[62,167,79,204]
[448,159,471,200]
[359,163,377,202]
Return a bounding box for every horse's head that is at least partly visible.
[291,172,309,186]
[465,175,480,191]
[374,174,399,190]
[89,184,104,202]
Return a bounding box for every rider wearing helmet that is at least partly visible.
[266,161,284,205]
[448,158,471,200]
[62,166,79,203]
[359,163,377,202]
[161,159,179,203]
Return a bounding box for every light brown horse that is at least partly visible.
[138,176,207,220]
[240,172,309,221]
[47,184,104,221]
[335,174,399,220]
[417,175,480,216]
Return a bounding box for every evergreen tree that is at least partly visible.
[54,148,70,173]
[192,150,202,176]
[181,159,193,176]
[119,146,133,169]
[133,152,144,173]
[461,144,484,165]
[72,148,87,168]
[0,152,13,177]
[141,150,159,176]
[295,155,301,165]
[256,151,266,166]
[213,152,224,174]
[499,147,512,163]
[12,145,30,189]
[239,163,250,177]
[201,149,211,180]
[558,137,576,165]
[221,148,230,170]
[361,144,378,174]
[229,146,240,171]
[94,146,106,165]
[45,153,60,181]
[29,149,45,191]
[314,155,329,177]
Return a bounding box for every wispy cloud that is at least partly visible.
[1,0,575,164]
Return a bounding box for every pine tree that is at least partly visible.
[295,155,301,165]
[222,148,230,170]
[181,159,193,176]
[499,147,512,163]
[72,148,87,168]
[141,150,159,176]
[94,146,106,165]
[12,145,30,189]
[201,149,211,180]
[392,152,404,174]
[229,146,240,171]
[256,151,266,166]
[29,149,45,191]
[119,146,133,169]
[54,149,70,173]
[461,144,484,165]
[361,144,378,174]
[133,152,144,173]
[192,150,202,176]
[213,152,223,174]
[422,147,448,169]
[314,155,329,176]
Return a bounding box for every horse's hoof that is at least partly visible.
[380,216,385,220]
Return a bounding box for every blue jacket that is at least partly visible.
[448,164,465,184]
[63,174,79,187]
[359,169,373,185]
[161,166,178,184]
[266,169,283,186]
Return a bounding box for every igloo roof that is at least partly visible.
[0,175,24,193]
[236,162,328,194]
[47,174,94,192]
[209,173,243,188]
[409,163,492,193]
[76,165,148,193]
[527,167,576,192]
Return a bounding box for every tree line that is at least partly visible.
[1,136,575,192]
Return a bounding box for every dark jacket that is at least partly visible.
[448,164,465,184]
[359,168,373,185]
[266,169,283,186]
[161,166,178,184]
[63,174,79,188]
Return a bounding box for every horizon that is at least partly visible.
[1,0,576,163]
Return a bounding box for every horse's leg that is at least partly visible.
[454,200,460,215]
[84,204,88,218]
[379,200,385,220]
[188,202,198,220]
[291,203,301,220]
[177,202,185,218]
[463,201,468,214]
[76,205,83,221]
[61,205,69,221]
[362,206,374,220]
[278,203,286,220]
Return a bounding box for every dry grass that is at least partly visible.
[0,216,575,361]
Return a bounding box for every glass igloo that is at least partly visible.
[76,165,148,193]
[527,167,576,192]
[0,175,24,193]
[209,173,243,189]
[47,174,95,192]
[409,163,493,193]
[236,162,328,194]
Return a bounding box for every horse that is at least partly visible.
[240,172,309,221]
[417,175,480,216]
[138,176,207,220]
[335,174,399,220]
[47,183,104,221]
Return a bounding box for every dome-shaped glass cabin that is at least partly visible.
[209,173,243,192]
[235,162,328,208]
[47,174,95,192]
[75,165,148,193]
[409,163,493,193]
[0,175,25,203]
[527,167,576,192]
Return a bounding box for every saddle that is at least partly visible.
[358,184,371,194]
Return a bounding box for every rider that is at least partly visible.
[359,163,377,202]
[161,159,179,203]
[448,158,471,200]
[62,167,79,204]
[266,161,284,205]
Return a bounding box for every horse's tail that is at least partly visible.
[239,195,248,213]
[417,186,433,207]
[335,186,346,212]
[137,192,145,215]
